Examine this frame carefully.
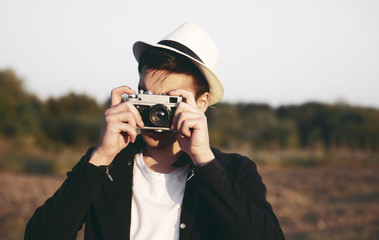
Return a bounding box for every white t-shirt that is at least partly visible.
[130,152,189,240]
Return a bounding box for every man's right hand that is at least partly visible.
[89,86,144,166]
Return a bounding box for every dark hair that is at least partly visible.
[138,48,209,99]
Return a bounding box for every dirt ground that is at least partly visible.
[1,166,378,240]
[261,166,379,239]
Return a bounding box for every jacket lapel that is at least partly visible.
[92,136,199,240]
[179,170,199,240]
[93,138,140,240]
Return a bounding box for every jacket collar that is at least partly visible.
[93,135,199,240]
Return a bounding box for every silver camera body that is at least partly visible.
[125,91,182,131]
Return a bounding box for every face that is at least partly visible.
[138,69,200,149]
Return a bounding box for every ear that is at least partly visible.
[196,92,210,112]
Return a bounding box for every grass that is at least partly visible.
[247,148,379,167]
[0,137,90,175]
[1,137,378,175]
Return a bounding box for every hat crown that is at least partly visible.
[161,22,220,73]
[132,22,224,105]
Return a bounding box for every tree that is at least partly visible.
[0,69,42,136]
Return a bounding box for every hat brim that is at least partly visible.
[133,41,224,105]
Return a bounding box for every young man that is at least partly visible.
[25,22,285,240]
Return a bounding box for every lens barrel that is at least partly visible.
[149,104,171,127]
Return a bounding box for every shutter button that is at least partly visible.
[180,223,186,229]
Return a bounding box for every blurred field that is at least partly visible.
[1,164,378,240]
[263,166,379,240]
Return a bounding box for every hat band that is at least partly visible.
[158,40,204,64]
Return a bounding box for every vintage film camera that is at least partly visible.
[125,91,182,131]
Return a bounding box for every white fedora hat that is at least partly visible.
[133,22,224,105]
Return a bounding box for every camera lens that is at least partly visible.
[149,104,171,127]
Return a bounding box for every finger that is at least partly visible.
[172,111,200,132]
[178,118,201,138]
[171,103,201,129]
[117,123,138,143]
[124,102,145,128]
[106,101,144,128]
[104,112,137,131]
[103,115,138,143]
[111,86,135,107]
[169,89,197,108]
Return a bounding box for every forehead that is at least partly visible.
[138,69,197,94]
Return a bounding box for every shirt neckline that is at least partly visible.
[136,151,188,177]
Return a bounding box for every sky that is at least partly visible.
[1,0,378,108]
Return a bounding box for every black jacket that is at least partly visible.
[25,136,285,240]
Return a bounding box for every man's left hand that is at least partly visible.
[169,89,215,166]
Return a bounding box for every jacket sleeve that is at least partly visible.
[24,148,107,240]
[194,151,285,240]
